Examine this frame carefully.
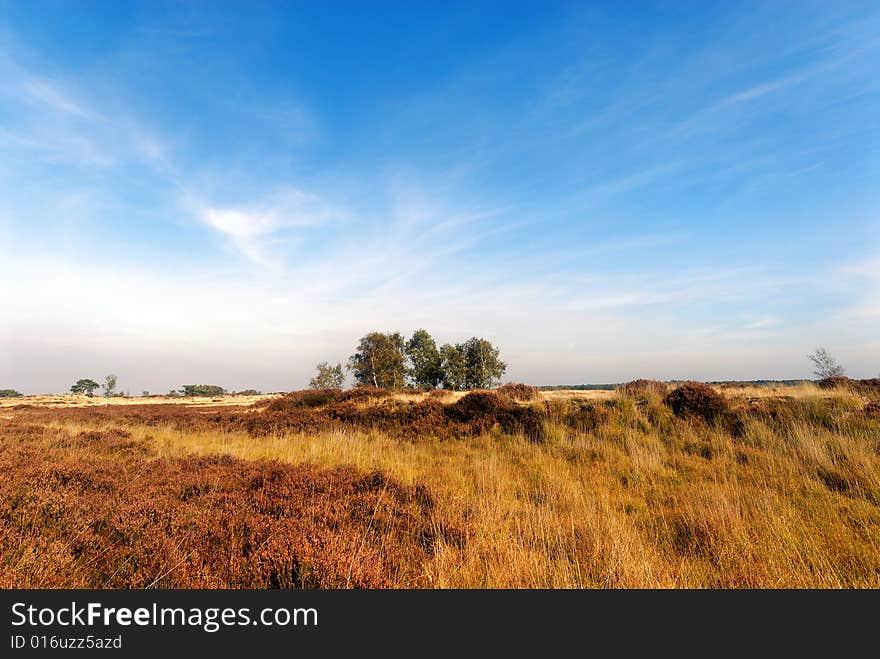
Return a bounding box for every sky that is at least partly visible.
[0,1,878,394]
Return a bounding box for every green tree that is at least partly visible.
[70,378,100,396]
[347,332,407,389]
[462,337,506,389]
[0,389,22,398]
[309,362,345,389]
[103,373,118,397]
[180,384,227,397]
[439,343,467,391]
[406,329,444,389]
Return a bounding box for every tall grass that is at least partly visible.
[13,384,875,588]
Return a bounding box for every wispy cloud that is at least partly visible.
[19,76,101,120]
[719,75,803,106]
[187,187,346,267]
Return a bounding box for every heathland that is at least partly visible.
[1,379,878,588]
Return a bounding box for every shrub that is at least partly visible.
[818,376,852,390]
[266,389,342,411]
[0,389,22,398]
[497,383,539,402]
[337,386,390,403]
[663,382,729,424]
[621,379,669,398]
[0,423,446,588]
[855,379,880,395]
[863,401,880,419]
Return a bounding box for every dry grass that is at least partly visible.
[1,384,878,588]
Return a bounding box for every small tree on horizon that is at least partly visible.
[103,374,118,397]
[309,362,345,389]
[808,347,845,379]
[70,379,100,396]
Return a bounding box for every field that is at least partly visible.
[2,381,879,588]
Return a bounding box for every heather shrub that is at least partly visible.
[497,383,539,402]
[663,382,729,424]
[0,423,447,588]
[854,379,880,395]
[266,389,342,411]
[818,376,852,390]
[863,401,880,419]
[336,386,390,403]
[621,379,669,398]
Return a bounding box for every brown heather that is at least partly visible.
[1,381,879,588]
[622,379,670,398]
[497,383,540,402]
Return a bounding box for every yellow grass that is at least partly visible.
[29,383,880,588]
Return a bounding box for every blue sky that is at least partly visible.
[1,1,878,394]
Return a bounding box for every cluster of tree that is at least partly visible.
[179,384,227,397]
[312,330,506,391]
[70,374,123,397]
[0,389,22,398]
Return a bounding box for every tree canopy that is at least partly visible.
[347,332,407,389]
[309,362,345,389]
[406,329,444,389]
[808,347,845,379]
[180,384,227,397]
[70,379,100,395]
[344,330,506,391]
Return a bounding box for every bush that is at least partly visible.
[818,376,852,390]
[663,382,729,424]
[621,379,669,398]
[337,386,390,403]
[0,389,22,398]
[497,383,539,401]
[266,389,342,411]
[855,379,880,395]
[863,401,880,419]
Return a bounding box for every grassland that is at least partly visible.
[1,381,878,588]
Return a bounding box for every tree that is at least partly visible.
[808,347,845,379]
[406,329,444,389]
[462,337,507,389]
[103,374,118,397]
[70,378,100,396]
[347,332,407,389]
[310,362,345,389]
[0,389,22,398]
[180,384,227,397]
[440,343,467,391]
